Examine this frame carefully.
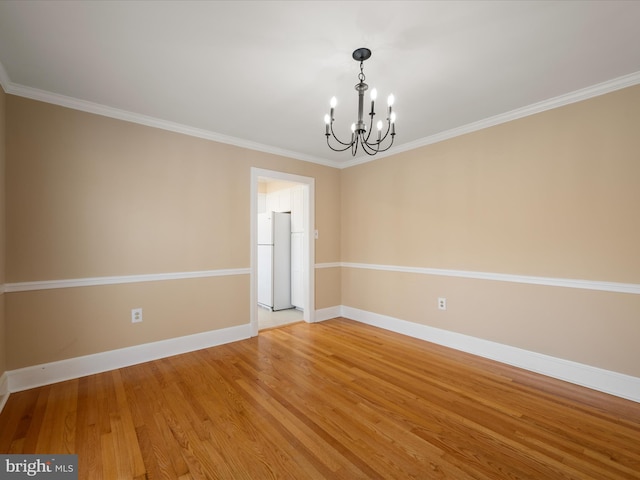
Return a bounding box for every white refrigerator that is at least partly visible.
[257,212,293,311]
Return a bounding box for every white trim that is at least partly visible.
[4,305,638,404]
[341,306,640,403]
[250,176,259,337]
[341,262,640,295]
[0,372,9,415]
[6,323,251,393]
[315,262,341,269]
[0,59,10,93]
[3,56,639,171]
[4,262,635,297]
[342,70,640,168]
[315,306,342,322]
[5,81,341,169]
[4,268,251,293]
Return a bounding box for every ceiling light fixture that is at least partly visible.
[324,47,396,156]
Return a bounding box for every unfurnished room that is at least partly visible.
[0,1,639,479]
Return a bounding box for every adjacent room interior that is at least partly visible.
[256,177,306,331]
[0,1,639,478]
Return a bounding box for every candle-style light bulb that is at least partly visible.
[369,88,377,115]
[377,120,383,141]
[324,114,331,135]
[330,96,337,123]
[387,94,395,106]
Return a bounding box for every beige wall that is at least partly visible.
[0,85,6,377]
[4,84,640,380]
[341,85,640,377]
[5,96,341,369]
[6,276,249,368]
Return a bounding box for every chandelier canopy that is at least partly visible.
[324,48,396,156]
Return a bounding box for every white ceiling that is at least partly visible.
[1,1,640,168]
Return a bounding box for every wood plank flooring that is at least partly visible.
[1,318,639,479]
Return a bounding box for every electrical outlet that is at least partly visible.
[131,308,143,323]
[438,297,447,310]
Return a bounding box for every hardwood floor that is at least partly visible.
[1,318,639,479]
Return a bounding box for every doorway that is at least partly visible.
[250,168,315,336]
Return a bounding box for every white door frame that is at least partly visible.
[250,167,315,336]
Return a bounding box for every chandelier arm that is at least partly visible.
[361,127,396,154]
[368,134,396,153]
[358,133,381,156]
[375,121,392,144]
[361,144,380,156]
[329,122,356,147]
[326,135,356,152]
[362,113,376,144]
[361,145,378,156]
[361,137,380,151]
[362,118,389,147]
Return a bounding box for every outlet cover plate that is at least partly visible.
[131,308,143,323]
[438,298,447,310]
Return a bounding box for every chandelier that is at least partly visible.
[324,47,396,156]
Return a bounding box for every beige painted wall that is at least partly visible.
[6,276,248,368]
[0,85,6,377]
[5,96,341,369]
[4,84,640,380]
[341,85,640,377]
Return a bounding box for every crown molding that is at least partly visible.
[341,70,640,169]
[5,79,342,169]
[2,55,639,171]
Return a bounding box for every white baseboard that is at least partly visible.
[0,372,9,414]
[339,306,640,403]
[5,308,639,405]
[7,323,252,393]
[314,306,343,322]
